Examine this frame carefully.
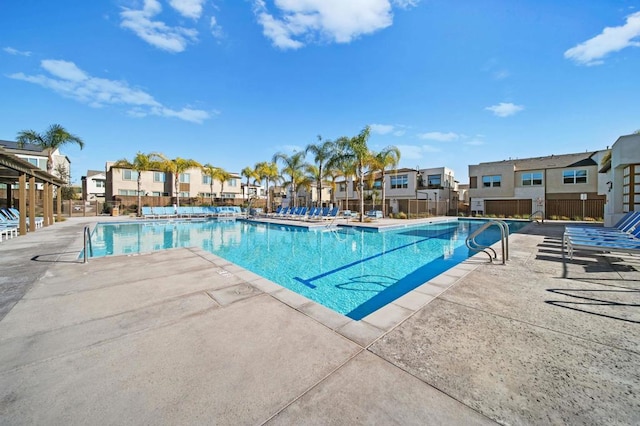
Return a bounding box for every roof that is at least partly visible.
[0,147,66,186]
[0,139,46,154]
[86,170,105,178]
[475,151,599,170]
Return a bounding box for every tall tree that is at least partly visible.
[156,155,202,208]
[241,166,258,204]
[255,161,279,212]
[272,151,307,208]
[112,152,164,216]
[305,136,335,208]
[202,163,219,205]
[333,127,372,222]
[370,146,401,217]
[16,124,84,175]
[212,167,232,203]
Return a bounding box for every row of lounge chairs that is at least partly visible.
[141,206,243,219]
[563,211,640,259]
[267,206,340,221]
[0,207,44,241]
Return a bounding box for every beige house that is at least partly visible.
[334,167,459,215]
[0,140,72,185]
[105,162,243,205]
[599,133,640,226]
[468,151,608,218]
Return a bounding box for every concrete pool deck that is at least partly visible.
[0,216,638,424]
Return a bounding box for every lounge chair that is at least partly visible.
[366,210,383,220]
[141,206,156,219]
[323,207,340,220]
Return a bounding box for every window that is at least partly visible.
[228,178,237,187]
[118,189,138,196]
[152,192,162,197]
[482,175,501,188]
[563,169,587,184]
[470,176,477,189]
[390,174,408,189]
[179,173,190,183]
[122,169,138,181]
[202,175,211,184]
[94,180,105,188]
[339,183,347,192]
[427,174,441,187]
[179,191,190,198]
[221,193,235,199]
[153,172,165,182]
[522,172,543,186]
[200,192,213,198]
[622,165,640,212]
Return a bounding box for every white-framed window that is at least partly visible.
[179,191,190,198]
[522,172,543,186]
[122,169,139,181]
[427,174,441,187]
[339,183,347,192]
[390,174,408,189]
[94,180,105,188]
[152,192,163,197]
[563,169,587,184]
[153,172,165,182]
[482,175,501,188]
[199,192,214,198]
[228,178,237,187]
[179,173,190,183]
[221,193,235,199]
[202,175,212,184]
[118,189,138,196]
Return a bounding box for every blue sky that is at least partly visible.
[1,0,639,184]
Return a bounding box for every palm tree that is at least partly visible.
[255,161,279,212]
[16,124,84,175]
[241,166,258,204]
[370,146,401,217]
[332,127,372,222]
[156,156,202,208]
[112,152,164,217]
[304,164,321,206]
[272,151,307,208]
[202,163,219,205]
[212,167,232,204]
[305,136,335,208]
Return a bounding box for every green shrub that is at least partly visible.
[397,212,407,219]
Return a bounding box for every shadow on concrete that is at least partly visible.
[546,288,640,324]
[31,253,83,264]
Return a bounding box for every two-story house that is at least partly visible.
[105,162,244,207]
[333,167,459,216]
[468,151,608,219]
[81,170,106,202]
[0,140,71,185]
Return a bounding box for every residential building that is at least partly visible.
[599,133,640,226]
[81,170,106,201]
[334,167,459,215]
[0,140,71,185]
[468,151,608,218]
[105,162,244,205]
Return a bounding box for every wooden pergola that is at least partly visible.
[0,147,66,235]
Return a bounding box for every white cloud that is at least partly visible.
[3,47,32,56]
[564,11,640,66]
[464,139,484,146]
[370,123,395,134]
[253,0,395,49]
[485,102,524,117]
[396,144,423,160]
[168,0,205,19]
[120,0,198,52]
[417,131,460,142]
[392,0,419,9]
[10,59,210,123]
[210,16,224,40]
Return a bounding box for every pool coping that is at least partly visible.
[70,217,531,348]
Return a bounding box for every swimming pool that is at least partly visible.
[86,219,529,319]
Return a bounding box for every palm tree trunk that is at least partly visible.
[359,165,364,222]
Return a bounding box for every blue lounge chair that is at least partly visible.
[323,207,340,220]
[366,210,383,220]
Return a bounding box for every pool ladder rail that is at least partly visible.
[83,225,93,263]
[465,219,509,264]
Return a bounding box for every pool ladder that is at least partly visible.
[83,225,93,263]
[465,220,509,264]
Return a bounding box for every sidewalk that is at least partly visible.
[0,218,638,424]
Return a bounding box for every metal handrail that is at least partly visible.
[529,210,545,224]
[465,220,509,264]
[83,225,93,263]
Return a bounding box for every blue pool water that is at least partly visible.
[86,219,529,319]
